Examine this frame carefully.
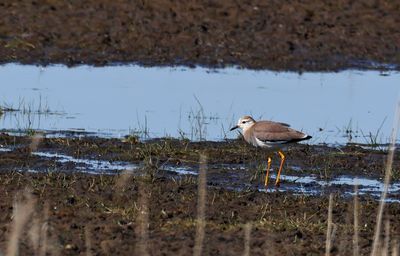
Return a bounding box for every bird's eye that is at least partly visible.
[241,121,246,124]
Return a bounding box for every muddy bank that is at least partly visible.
[0,1,399,71]
[0,133,400,254]
[0,171,399,255]
[0,133,398,179]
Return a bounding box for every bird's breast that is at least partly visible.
[243,129,263,147]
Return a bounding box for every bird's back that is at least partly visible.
[243,121,311,147]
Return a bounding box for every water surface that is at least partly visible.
[1,64,399,145]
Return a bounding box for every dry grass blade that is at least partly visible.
[193,154,207,256]
[28,202,48,256]
[135,182,150,256]
[243,222,252,256]
[6,190,36,256]
[85,226,92,256]
[29,133,43,152]
[325,194,334,256]
[28,214,40,253]
[382,220,391,256]
[353,185,360,256]
[114,169,134,191]
[39,202,49,256]
[371,100,400,256]
[392,239,399,256]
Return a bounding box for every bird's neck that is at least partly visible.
[242,123,255,133]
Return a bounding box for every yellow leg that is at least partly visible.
[275,151,286,187]
[265,157,272,188]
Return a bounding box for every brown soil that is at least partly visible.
[1,172,398,256]
[1,1,399,254]
[0,133,397,179]
[0,1,399,71]
[0,133,400,255]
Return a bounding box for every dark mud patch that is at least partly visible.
[0,133,399,197]
[0,172,400,255]
[0,133,400,254]
[0,1,399,71]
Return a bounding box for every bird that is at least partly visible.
[230,115,311,188]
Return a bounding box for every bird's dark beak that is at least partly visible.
[230,125,239,131]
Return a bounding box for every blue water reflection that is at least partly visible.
[1,64,399,144]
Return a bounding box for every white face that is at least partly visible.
[237,117,255,130]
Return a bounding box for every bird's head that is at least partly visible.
[230,115,256,131]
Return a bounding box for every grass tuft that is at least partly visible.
[6,189,36,256]
[194,154,207,256]
[371,100,400,256]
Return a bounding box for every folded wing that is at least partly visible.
[253,121,309,143]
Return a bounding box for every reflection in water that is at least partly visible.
[32,151,136,174]
[0,64,399,144]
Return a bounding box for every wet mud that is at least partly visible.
[0,1,399,71]
[0,133,400,255]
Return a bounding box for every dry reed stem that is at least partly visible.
[28,215,40,253]
[325,194,334,256]
[243,223,252,256]
[114,169,133,191]
[392,239,399,256]
[382,220,391,256]
[371,100,400,256]
[193,154,207,256]
[85,226,92,256]
[353,185,360,256]
[29,133,43,152]
[39,202,49,256]
[6,190,35,256]
[135,181,150,256]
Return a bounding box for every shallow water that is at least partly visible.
[1,64,399,145]
[1,144,397,201]
[32,151,137,174]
